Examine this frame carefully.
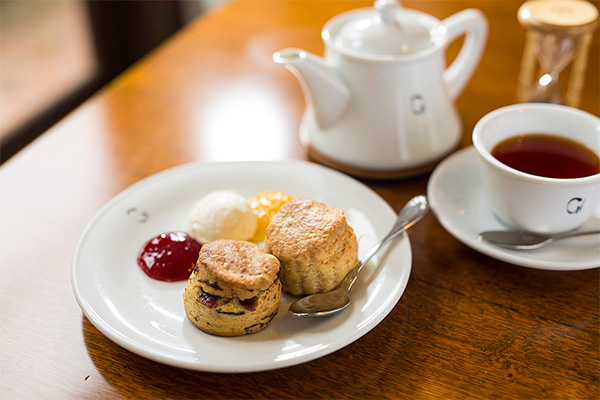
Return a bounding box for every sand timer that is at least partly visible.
[516,0,598,107]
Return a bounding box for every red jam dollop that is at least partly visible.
[137,231,202,282]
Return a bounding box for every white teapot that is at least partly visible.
[274,0,487,177]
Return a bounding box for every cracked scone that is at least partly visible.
[184,240,281,336]
[265,198,358,296]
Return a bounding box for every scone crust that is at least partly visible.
[265,198,348,262]
[265,198,358,295]
[198,240,279,298]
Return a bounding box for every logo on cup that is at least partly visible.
[566,197,585,214]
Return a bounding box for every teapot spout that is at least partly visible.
[273,48,350,129]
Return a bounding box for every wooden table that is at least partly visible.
[2,1,598,398]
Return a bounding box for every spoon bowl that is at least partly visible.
[289,195,429,317]
[288,287,351,317]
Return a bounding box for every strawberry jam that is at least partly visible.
[137,231,202,282]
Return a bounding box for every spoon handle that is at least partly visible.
[344,195,429,291]
[552,229,600,241]
[480,228,600,249]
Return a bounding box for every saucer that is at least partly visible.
[427,147,600,270]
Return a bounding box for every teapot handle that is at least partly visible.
[442,9,488,100]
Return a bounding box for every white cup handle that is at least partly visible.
[442,9,488,100]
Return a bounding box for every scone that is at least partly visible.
[183,240,281,336]
[265,198,358,296]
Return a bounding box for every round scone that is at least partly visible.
[265,198,358,296]
[184,240,281,336]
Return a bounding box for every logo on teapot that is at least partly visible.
[566,197,584,214]
[410,94,426,116]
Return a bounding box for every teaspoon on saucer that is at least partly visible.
[479,229,600,250]
[288,195,429,318]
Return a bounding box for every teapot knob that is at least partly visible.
[375,0,402,23]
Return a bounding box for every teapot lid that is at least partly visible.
[334,0,438,56]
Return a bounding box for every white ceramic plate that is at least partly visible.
[428,147,600,270]
[72,160,411,372]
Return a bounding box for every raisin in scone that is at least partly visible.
[183,240,281,336]
[265,198,358,296]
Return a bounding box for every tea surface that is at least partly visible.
[491,134,600,178]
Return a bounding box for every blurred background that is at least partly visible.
[1,0,598,164]
[0,0,222,162]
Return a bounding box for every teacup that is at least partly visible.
[472,103,600,234]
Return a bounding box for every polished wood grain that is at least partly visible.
[1,1,598,399]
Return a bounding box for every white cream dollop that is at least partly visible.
[188,190,257,244]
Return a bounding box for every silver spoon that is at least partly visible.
[479,229,600,250]
[288,195,429,318]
